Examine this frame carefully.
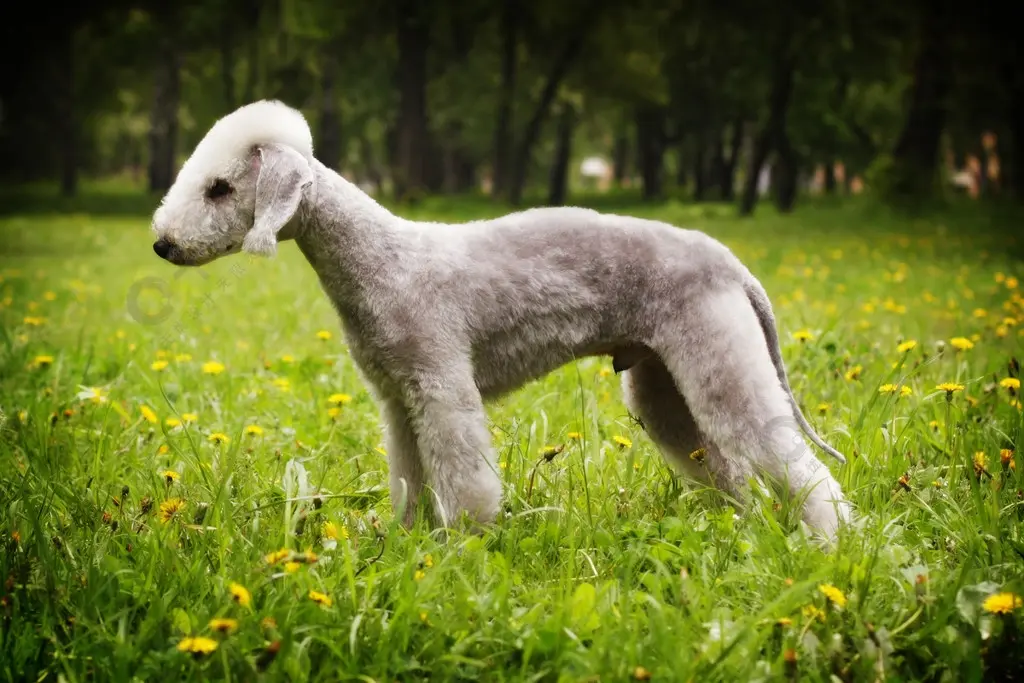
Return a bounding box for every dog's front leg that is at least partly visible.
[405,366,502,530]
[379,397,425,528]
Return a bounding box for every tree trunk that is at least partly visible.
[823,161,836,194]
[635,105,665,200]
[720,118,742,200]
[56,25,77,197]
[547,102,576,205]
[318,51,342,172]
[242,0,260,103]
[393,0,430,201]
[508,5,604,205]
[148,34,180,194]
[887,0,953,200]
[360,136,383,195]
[773,135,798,212]
[221,17,235,109]
[740,54,795,216]
[491,0,517,197]
[612,129,629,185]
[693,141,707,201]
[1008,72,1024,201]
[675,139,688,190]
[707,130,725,200]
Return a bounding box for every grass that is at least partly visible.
[1,189,1023,682]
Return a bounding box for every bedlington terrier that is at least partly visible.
[151,100,852,540]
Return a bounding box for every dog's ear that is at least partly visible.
[243,143,313,257]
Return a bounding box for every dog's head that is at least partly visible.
[151,100,314,266]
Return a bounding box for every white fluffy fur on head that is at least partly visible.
[178,100,314,178]
[151,100,316,266]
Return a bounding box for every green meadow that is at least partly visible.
[1,193,1022,682]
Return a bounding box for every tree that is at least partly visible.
[884,0,954,201]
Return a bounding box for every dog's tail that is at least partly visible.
[744,281,848,465]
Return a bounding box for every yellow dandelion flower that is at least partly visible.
[598,366,613,378]
[414,569,426,581]
[43,291,56,301]
[844,365,863,381]
[983,592,1023,614]
[816,403,830,414]
[879,384,901,395]
[177,636,218,656]
[973,308,988,318]
[936,382,965,396]
[322,522,340,540]
[327,393,352,405]
[244,424,264,437]
[567,431,582,440]
[165,417,181,428]
[30,355,54,369]
[296,550,318,564]
[151,360,169,371]
[999,378,1020,391]
[819,584,847,608]
[202,361,225,375]
[162,470,180,485]
[792,329,813,342]
[265,549,291,565]
[929,420,940,431]
[182,412,198,423]
[949,337,974,351]
[308,590,332,607]
[228,582,251,608]
[23,316,46,326]
[897,340,917,353]
[271,377,291,391]
[900,386,913,397]
[158,444,169,455]
[327,406,342,419]
[284,561,301,573]
[1006,276,1019,289]
[260,617,276,630]
[316,330,332,340]
[801,604,825,622]
[424,554,434,568]
[973,451,988,476]
[208,432,230,445]
[689,447,707,463]
[613,435,633,449]
[140,406,158,424]
[159,498,185,523]
[208,617,238,634]
[776,617,793,627]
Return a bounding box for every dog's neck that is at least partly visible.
[291,159,404,316]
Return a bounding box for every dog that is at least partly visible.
[151,100,852,540]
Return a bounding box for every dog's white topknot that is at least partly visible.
[178,100,314,179]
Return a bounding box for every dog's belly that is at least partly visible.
[472,336,652,399]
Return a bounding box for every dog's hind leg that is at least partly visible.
[405,361,503,530]
[652,286,851,541]
[379,397,426,527]
[621,356,754,500]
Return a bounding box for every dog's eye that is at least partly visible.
[206,179,233,200]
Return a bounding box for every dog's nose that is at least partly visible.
[153,239,172,259]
